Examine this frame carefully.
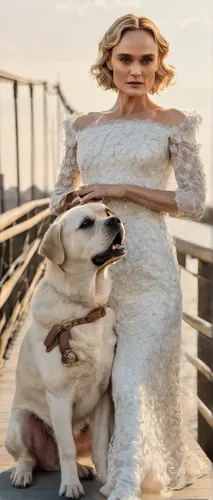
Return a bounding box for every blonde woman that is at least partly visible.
[50,14,209,500]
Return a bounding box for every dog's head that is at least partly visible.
[39,203,125,268]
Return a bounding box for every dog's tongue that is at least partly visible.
[112,243,122,249]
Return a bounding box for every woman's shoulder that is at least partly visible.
[158,108,187,127]
[159,108,202,130]
[61,112,101,146]
[72,112,101,130]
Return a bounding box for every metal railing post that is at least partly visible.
[13,81,21,206]
[29,83,35,200]
[43,82,48,196]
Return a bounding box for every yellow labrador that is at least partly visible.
[5,203,125,499]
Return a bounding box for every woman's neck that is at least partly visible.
[108,93,158,117]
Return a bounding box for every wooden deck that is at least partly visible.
[0,312,212,499]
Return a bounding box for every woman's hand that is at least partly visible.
[71,183,126,206]
[61,191,81,212]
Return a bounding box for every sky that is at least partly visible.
[0,0,212,203]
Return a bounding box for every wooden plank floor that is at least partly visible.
[0,314,212,499]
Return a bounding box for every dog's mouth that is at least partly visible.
[92,227,125,267]
[109,229,125,254]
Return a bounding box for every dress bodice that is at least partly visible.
[76,119,172,192]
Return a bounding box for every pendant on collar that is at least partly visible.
[44,305,106,366]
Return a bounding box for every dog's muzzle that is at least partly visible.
[92,217,125,267]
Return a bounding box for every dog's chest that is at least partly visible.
[71,365,110,422]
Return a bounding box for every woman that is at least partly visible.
[50,14,209,500]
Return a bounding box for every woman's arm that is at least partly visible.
[50,120,81,216]
[75,183,178,215]
[167,113,206,221]
[124,185,178,215]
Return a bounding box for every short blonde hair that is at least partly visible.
[90,14,176,94]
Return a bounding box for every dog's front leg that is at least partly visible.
[46,392,84,499]
[90,388,114,485]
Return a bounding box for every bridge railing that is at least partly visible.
[168,217,213,461]
[0,69,75,369]
[0,69,75,213]
[0,198,51,371]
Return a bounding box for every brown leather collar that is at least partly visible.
[44,305,106,366]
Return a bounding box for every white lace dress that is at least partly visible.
[50,112,210,500]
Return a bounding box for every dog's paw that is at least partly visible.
[59,477,84,498]
[77,463,96,479]
[99,483,111,497]
[10,462,33,488]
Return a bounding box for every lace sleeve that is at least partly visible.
[169,112,206,221]
[49,116,81,215]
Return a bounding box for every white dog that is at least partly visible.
[5,202,125,499]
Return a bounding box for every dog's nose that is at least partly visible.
[105,217,121,227]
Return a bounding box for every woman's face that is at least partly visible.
[108,29,159,96]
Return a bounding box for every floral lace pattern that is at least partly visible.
[50,112,209,499]
[169,113,206,220]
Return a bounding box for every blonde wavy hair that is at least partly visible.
[90,14,176,94]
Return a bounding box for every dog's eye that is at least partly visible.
[79,218,94,229]
[105,209,111,217]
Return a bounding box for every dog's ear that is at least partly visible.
[38,223,65,264]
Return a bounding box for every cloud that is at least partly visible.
[179,16,201,30]
[55,0,141,16]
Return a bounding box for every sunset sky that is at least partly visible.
[0,0,212,203]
